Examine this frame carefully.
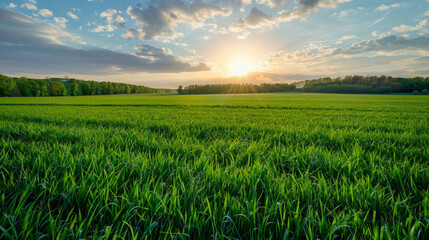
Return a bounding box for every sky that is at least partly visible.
[0,0,429,88]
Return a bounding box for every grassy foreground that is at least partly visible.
[0,93,428,239]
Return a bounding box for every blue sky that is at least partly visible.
[1,0,428,87]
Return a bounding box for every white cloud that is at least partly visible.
[372,31,378,37]
[375,3,400,11]
[54,17,68,28]
[92,9,125,33]
[28,0,37,4]
[393,19,427,33]
[8,3,17,8]
[67,12,79,20]
[256,0,288,8]
[100,9,117,22]
[336,35,357,44]
[338,9,358,18]
[425,10,429,16]
[93,25,114,33]
[21,3,37,11]
[115,15,125,26]
[38,9,52,17]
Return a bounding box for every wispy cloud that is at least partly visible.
[67,12,79,20]
[336,35,357,44]
[367,12,389,28]
[375,3,400,12]
[21,3,37,11]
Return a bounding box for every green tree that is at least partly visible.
[16,77,32,96]
[70,81,79,96]
[81,82,91,95]
[90,81,99,95]
[0,74,16,96]
[49,80,67,96]
[38,80,49,96]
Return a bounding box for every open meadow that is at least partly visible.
[1,93,429,239]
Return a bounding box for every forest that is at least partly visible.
[178,83,296,94]
[302,75,429,94]
[0,74,156,97]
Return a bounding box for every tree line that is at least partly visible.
[0,74,156,97]
[178,83,296,94]
[302,76,429,94]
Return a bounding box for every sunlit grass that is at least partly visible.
[0,93,428,239]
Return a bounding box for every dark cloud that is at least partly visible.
[230,7,275,36]
[241,7,273,27]
[256,0,289,9]
[0,7,61,46]
[211,0,251,9]
[0,7,210,75]
[278,35,429,63]
[281,0,351,21]
[335,35,429,55]
[124,0,231,40]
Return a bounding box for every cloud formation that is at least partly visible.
[214,0,252,9]
[335,35,429,55]
[67,12,79,20]
[393,19,427,34]
[93,9,125,33]
[239,7,274,28]
[280,0,352,21]
[375,3,400,12]
[230,7,275,35]
[336,35,357,44]
[229,0,352,38]
[124,0,231,40]
[256,0,289,8]
[21,3,37,11]
[255,34,429,78]
[54,17,68,28]
[0,8,210,75]
[39,9,53,17]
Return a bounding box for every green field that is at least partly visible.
[1,93,428,239]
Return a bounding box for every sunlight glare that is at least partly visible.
[229,58,252,76]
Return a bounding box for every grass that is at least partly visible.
[0,93,428,239]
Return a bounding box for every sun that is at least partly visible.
[229,58,252,76]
